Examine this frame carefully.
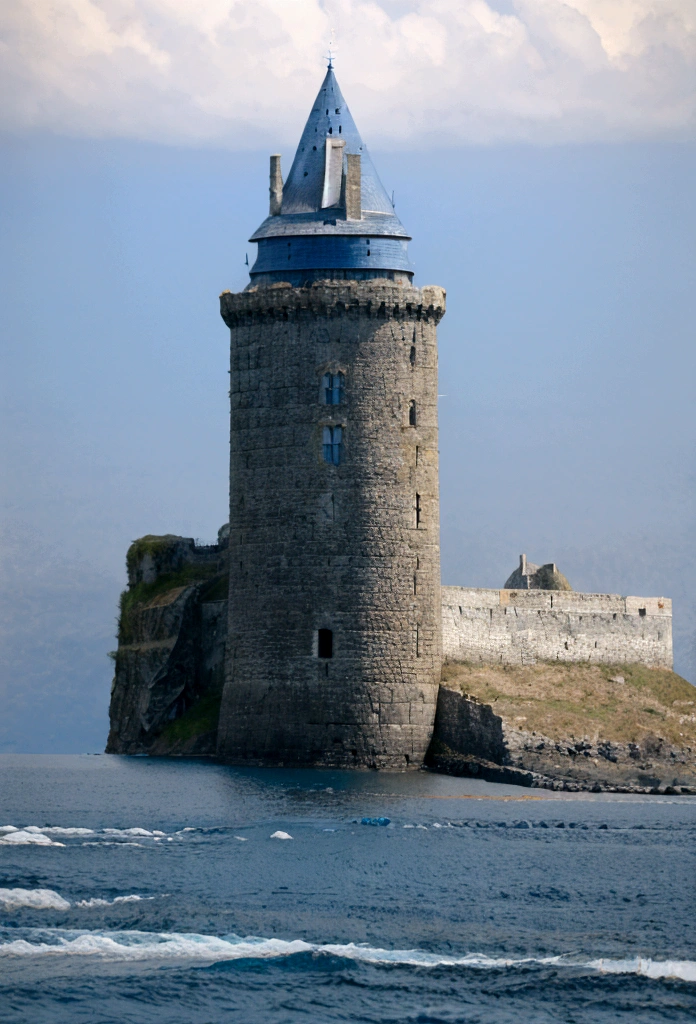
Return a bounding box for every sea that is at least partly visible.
[0,755,694,1023]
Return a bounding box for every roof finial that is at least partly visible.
[325,28,336,69]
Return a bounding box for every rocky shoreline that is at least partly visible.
[426,680,696,794]
[425,747,696,794]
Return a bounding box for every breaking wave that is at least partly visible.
[0,928,693,981]
[0,889,155,910]
[0,824,172,847]
[75,896,156,908]
[0,889,71,910]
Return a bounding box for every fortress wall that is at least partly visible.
[442,588,673,669]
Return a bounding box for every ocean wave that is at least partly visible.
[0,830,65,847]
[102,828,166,837]
[0,889,155,910]
[75,895,155,908]
[0,929,693,981]
[0,889,71,910]
[0,825,172,846]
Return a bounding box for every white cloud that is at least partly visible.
[0,0,693,146]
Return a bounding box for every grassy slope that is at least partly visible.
[441,661,696,747]
[157,692,222,746]
[118,568,226,644]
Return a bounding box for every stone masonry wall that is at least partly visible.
[442,587,673,668]
[218,280,445,768]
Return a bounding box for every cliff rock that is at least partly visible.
[106,531,228,755]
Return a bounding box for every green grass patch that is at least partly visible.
[442,660,696,745]
[201,574,229,603]
[158,692,222,746]
[118,564,222,644]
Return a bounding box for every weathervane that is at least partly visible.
[325,28,337,69]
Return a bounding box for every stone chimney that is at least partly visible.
[345,153,361,220]
[269,155,283,216]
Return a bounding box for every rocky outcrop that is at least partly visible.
[106,530,229,755]
[427,680,696,793]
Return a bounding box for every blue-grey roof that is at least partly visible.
[249,68,410,247]
[282,68,392,216]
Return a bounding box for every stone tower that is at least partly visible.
[217,66,445,768]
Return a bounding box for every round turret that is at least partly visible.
[218,69,445,767]
[248,68,412,286]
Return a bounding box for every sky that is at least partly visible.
[1,0,695,752]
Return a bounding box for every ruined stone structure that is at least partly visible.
[442,587,673,668]
[216,67,445,767]
[504,553,571,592]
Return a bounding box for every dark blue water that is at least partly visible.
[0,755,694,1023]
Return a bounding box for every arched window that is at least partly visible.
[322,372,344,405]
[409,400,417,426]
[323,425,343,465]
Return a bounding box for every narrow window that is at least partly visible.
[413,573,417,595]
[416,624,420,657]
[318,628,333,658]
[323,425,343,465]
[415,493,422,527]
[322,371,344,405]
[409,400,417,426]
[410,346,416,366]
[639,607,646,617]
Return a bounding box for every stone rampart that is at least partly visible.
[442,587,673,668]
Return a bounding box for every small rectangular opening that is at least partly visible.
[318,628,333,658]
[415,493,421,527]
[639,607,647,617]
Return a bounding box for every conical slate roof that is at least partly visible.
[248,67,412,283]
[280,68,393,216]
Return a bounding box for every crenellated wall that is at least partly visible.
[441,588,673,668]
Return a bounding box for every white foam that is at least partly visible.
[0,888,71,910]
[587,957,696,982]
[41,827,94,836]
[0,826,19,834]
[0,830,64,847]
[0,929,692,981]
[102,828,154,837]
[75,895,155,908]
[0,930,312,962]
[270,831,292,840]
